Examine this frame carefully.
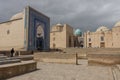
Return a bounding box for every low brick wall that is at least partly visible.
[34,52,77,64]
[0,61,37,79]
[88,54,120,65]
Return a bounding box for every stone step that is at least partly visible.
[0,56,8,61]
[0,56,7,59]
[0,59,21,65]
[12,55,33,61]
[0,60,37,79]
[0,57,16,61]
[0,54,4,56]
[0,55,33,61]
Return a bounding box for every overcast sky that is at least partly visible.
[0,0,120,32]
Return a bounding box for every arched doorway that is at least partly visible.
[35,22,44,50]
[80,41,84,47]
[100,42,105,48]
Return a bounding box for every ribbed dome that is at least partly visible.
[10,12,23,20]
[56,23,63,26]
[96,26,109,32]
[114,21,120,27]
[74,29,82,36]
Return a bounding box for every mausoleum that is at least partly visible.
[0,6,50,51]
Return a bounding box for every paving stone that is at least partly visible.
[7,60,113,80]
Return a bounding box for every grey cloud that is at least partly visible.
[0,0,120,32]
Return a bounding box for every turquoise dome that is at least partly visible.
[74,29,82,36]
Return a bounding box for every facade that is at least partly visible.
[74,29,84,47]
[50,24,83,49]
[0,6,50,51]
[50,24,74,49]
[84,22,120,48]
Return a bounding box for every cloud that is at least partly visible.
[0,0,120,32]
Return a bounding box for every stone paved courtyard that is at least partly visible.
[7,60,114,80]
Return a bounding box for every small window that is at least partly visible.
[101,36,104,41]
[89,38,91,42]
[53,43,56,48]
[7,30,10,35]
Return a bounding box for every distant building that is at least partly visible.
[0,6,50,51]
[50,24,74,49]
[84,21,120,48]
[50,24,83,49]
[74,29,84,47]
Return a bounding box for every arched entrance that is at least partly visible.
[100,42,105,48]
[35,21,44,50]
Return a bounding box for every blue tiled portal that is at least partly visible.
[24,6,50,51]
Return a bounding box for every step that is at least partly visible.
[0,60,37,79]
[0,56,8,61]
[0,59,21,65]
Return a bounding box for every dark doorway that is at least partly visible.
[35,20,44,50]
[69,36,71,47]
[89,43,92,47]
[80,41,83,47]
[100,42,105,48]
[36,37,43,50]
